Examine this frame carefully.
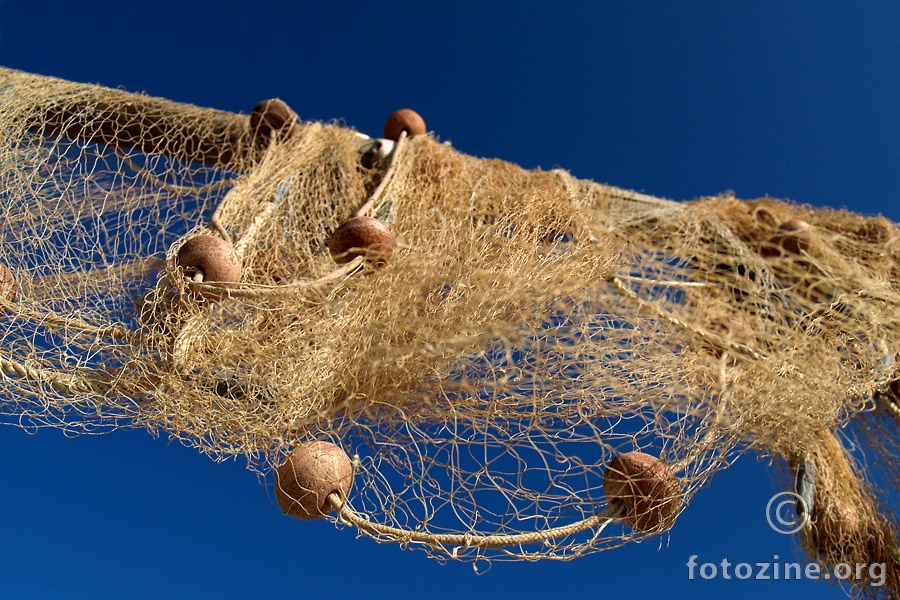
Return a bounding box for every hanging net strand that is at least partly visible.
[1,66,899,595]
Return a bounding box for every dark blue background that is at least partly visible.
[1,2,897,598]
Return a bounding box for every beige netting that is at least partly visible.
[0,67,898,593]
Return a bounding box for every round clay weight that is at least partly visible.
[777,219,813,255]
[275,441,354,520]
[328,216,394,266]
[0,262,16,303]
[176,235,242,299]
[250,98,298,139]
[761,219,813,257]
[603,451,681,532]
[383,108,426,141]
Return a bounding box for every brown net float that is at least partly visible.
[275,441,353,520]
[383,108,426,141]
[328,216,394,266]
[250,98,298,141]
[603,452,681,533]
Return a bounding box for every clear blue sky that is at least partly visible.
[1,2,898,598]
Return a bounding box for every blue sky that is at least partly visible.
[1,2,898,598]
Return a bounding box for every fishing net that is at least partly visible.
[0,67,897,593]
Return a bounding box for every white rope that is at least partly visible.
[0,356,99,394]
[332,493,625,553]
[0,298,148,346]
[187,256,365,299]
[355,131,407,218]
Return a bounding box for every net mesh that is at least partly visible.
[0,67,897,592]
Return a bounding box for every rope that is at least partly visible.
[0,298,148,346]
[879,393,900,425]
[172,255,366,366]
[233,200,278,260]
[208,218,233,246]
[186,256,365,299]
[355,131,407,218]
[332,493,625,552]
[0,356,99,394]
[616,274,710,288]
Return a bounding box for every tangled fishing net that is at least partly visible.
[0,67,898,594]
